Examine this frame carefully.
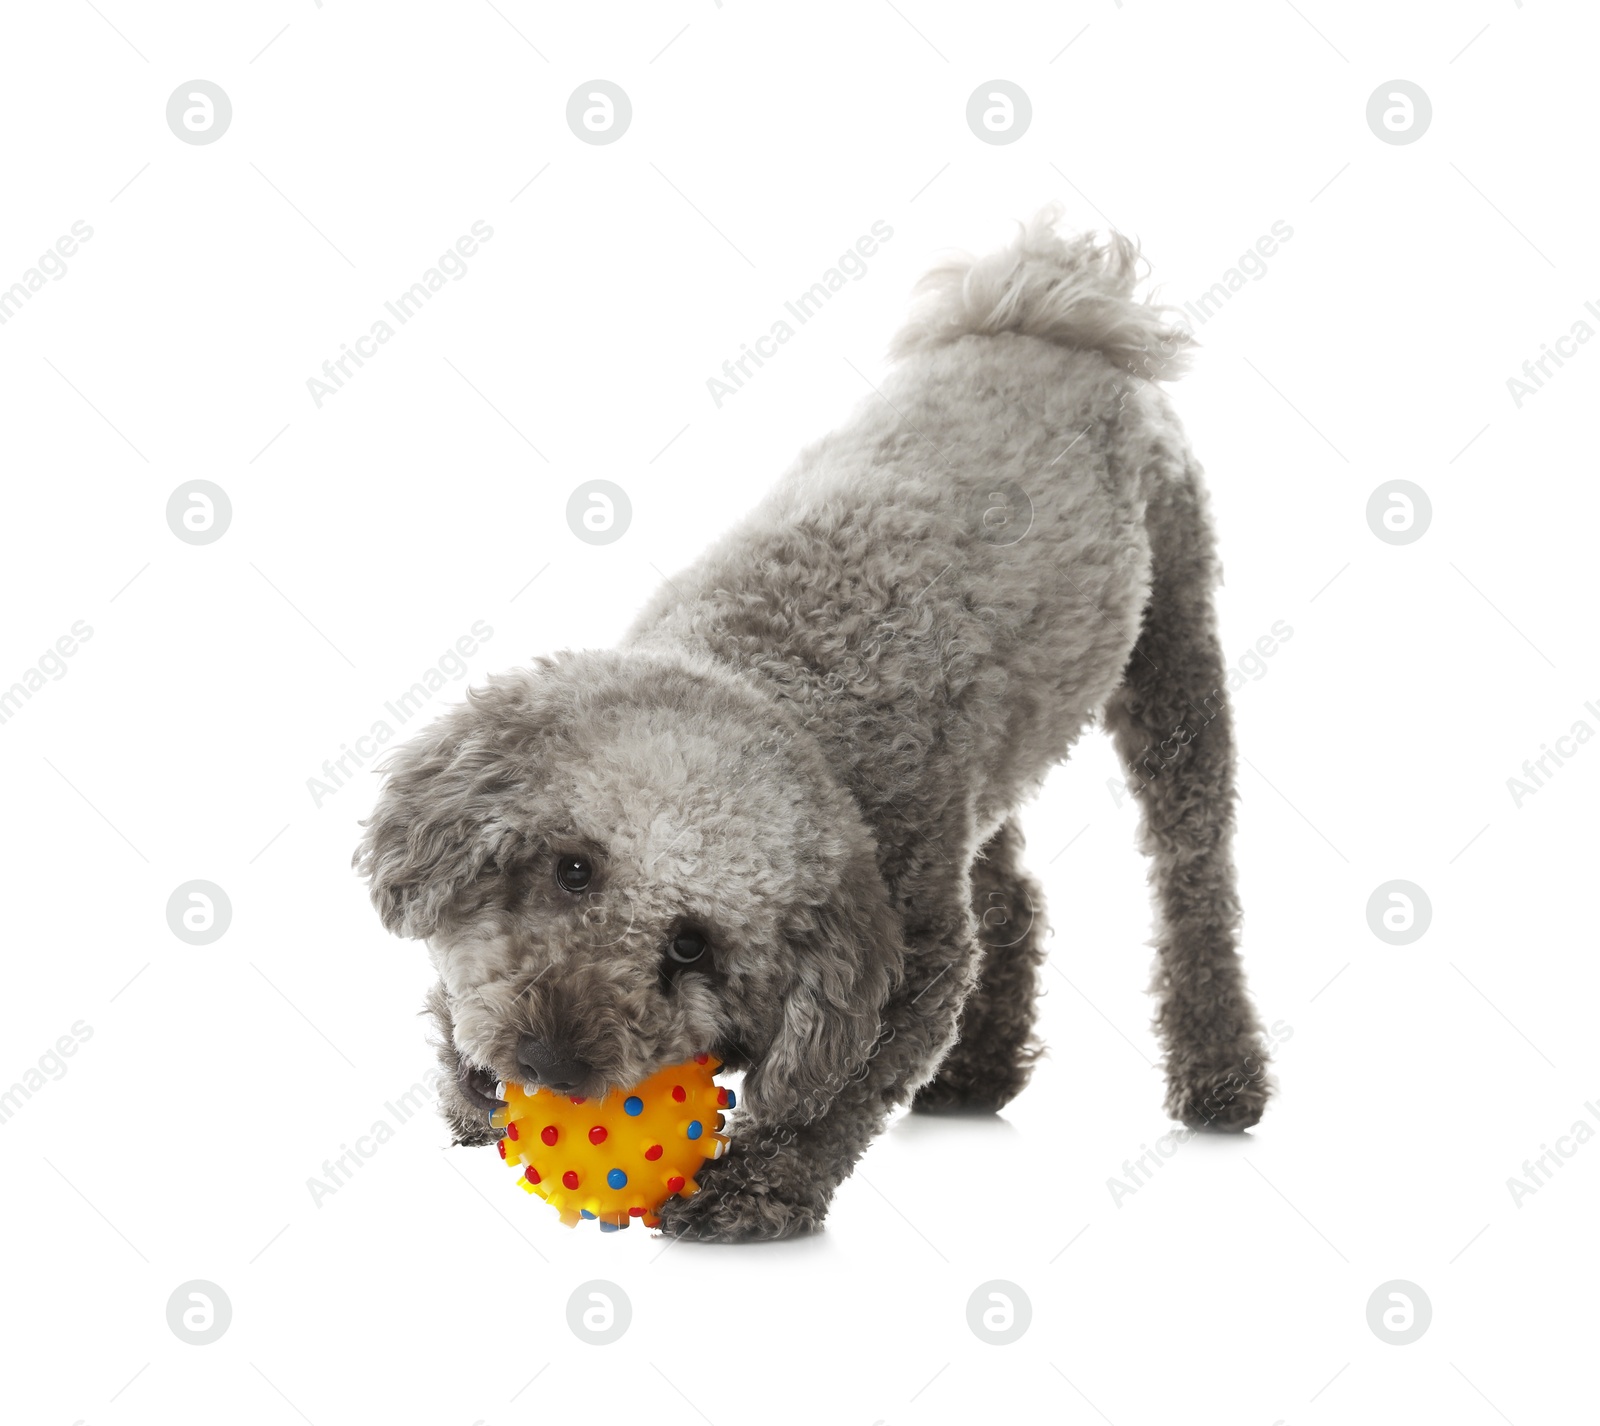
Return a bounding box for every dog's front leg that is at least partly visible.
[420,981,506,1147]
[657,876,981,1243]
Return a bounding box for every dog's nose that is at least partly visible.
[515,1033,592,1091]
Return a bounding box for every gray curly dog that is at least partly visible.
[356,209,1272,1243]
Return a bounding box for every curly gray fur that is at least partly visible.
[355,208,1271,1242]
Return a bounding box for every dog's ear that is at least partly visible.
[353,697,522,939]
[743,845,904,1124]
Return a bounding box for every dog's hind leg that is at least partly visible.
[912,818,1047,1113]
[1103,456,1271,1130]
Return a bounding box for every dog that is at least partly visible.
[355,209,1272,1242]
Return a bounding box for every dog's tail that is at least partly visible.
[889,205,1190,381]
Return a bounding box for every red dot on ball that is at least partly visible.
[525,1166,541,1185]
[497,1140,507,1159]
[589,1125,607,1145]
[562,1170,580,1190]
[644,1144,663,1161]
[716,1088,728,1106]
[541,1125,559,1145]
[671,1085,686,1102]
[666,1176,685,1193]
[694,1053,709,1064]
[506,1122,519,1140]
[628,1205,646,1216]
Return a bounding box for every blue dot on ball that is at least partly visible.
[686,1120,703,1140]
[580,1209,596,1219]
[607,1168,628,1189]
[623,1095,643,1116]
[599,1220,619,1232]
[726,1090,737,1109]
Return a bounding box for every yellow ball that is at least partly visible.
[493,1055,730,1229]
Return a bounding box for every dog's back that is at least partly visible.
[630,210,1202,834]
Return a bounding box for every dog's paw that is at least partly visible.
[653,1148,827,1244]
[910,1074,1016,1115]
[438,1060,506,1147]
[444,1104,504,1148]
[655,1180,823,1243]
[1167,1056,1272,1132]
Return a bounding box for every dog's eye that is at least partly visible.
[666,927,709,965]
[555,854,593,893]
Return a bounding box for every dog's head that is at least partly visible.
[355,649,902,1124]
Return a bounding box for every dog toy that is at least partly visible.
[491,1053,733,1229]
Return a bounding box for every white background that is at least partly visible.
[2,2,1595,1423]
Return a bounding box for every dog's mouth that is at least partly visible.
[466,1058,619,1105]
[457,1060,507,1114]
[461,1040,746,1112]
